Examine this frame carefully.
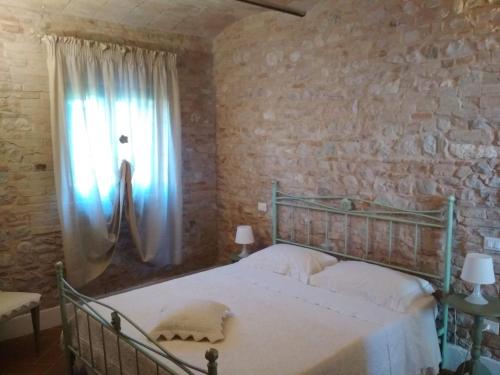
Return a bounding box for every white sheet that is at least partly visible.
[78,263,441,375]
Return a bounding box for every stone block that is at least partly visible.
[423,133,437,156]
[448,129,493,145]
[482,83,500,96]
[416,179,437,195]
[488,176,500,188]
[449,144,497,159]
[480,96,500,111]
[0,252,12,267]
[456,166,472,178]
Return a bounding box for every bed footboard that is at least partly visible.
[56,262,219,375]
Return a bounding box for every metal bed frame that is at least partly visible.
[56,180,455,374]
[271,181,455,369]
[56,262,219,375]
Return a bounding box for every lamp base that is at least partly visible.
[238,245,250,258]
[320,239,332,251]
[465,284,488,305]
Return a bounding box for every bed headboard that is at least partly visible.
[270,180,455,367]
[271,181,454,285]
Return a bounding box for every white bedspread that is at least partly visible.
[81,263,441,375]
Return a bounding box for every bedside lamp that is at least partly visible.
[235,225,254,258]
[460,253,495,305]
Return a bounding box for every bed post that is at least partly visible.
[205,348,219,375]
[441,195,455,369]
[56,261,74,374]
[272,180,278,244]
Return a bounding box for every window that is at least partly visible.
[68,96,155,212]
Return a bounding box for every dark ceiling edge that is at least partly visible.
[233,0,306,17]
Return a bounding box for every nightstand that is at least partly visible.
[229,253,242,263]
[443,293,500,375]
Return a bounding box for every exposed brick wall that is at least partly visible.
[0,6,217,308]
[214,0,500,359]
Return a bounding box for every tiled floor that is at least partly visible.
[0,327,65,375]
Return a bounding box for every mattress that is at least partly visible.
[72,263,441,375]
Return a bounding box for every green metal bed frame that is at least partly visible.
[56,262,219,375]
[271,181,455,369]
[56,180,455,374]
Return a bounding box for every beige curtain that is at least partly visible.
[43,35,183,287]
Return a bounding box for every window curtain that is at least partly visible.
[43,35,183,287]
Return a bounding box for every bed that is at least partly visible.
[56,181,455,375]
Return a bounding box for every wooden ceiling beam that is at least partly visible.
[233,0,306,17]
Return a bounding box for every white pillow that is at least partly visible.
[150,299,230,343]
[308,261,434,312]
[239,244,338,283]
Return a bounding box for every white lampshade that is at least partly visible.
[235,225,254,245]
[461,253,495,285]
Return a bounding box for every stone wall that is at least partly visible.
[0,6,217,308]
[214,0,500,359]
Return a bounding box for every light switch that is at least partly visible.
[258,202,267,212]
[484,319,500,335]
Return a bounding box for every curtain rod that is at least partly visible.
[38,34,177,56]
[233,0,306,17]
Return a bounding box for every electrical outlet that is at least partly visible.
[484,237,500,252]
[484,319,499,335]
[257,202,267,212]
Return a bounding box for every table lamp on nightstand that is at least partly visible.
[235,225,254,258]
[461,252,496,305]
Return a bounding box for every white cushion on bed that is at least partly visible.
[308,261,434,312]
[150,299,229,343]
[239,244,337,283]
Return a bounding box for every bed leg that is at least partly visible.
[62,346,74,374]
[56,262,74,374]
[205,348,219,375]
[30,305,40,352]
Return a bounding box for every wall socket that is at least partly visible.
[484,319,499,335]
[484,237,500,252]
[257,202,267,212]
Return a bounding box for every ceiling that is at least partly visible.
[0,0,321,38]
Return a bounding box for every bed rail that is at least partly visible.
[56,262,219,375]
[271,180,454,368]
